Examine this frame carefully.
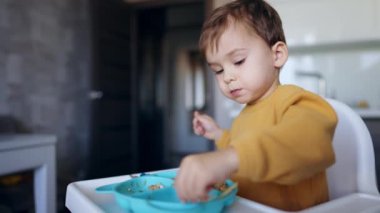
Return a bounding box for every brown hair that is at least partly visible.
[199,0,286,55]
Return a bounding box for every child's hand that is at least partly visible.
[174,147,239,202]
[193,111,223,141]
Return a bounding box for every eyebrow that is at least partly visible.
[226,48,247,57]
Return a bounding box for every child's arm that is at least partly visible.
[193,111,223,141]
[174,147,239,202]
[231,94,337,185]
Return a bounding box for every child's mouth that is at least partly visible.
[230,89,242,97]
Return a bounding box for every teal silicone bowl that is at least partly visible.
[96,170,237,213]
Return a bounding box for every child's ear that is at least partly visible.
[271,41,288,68]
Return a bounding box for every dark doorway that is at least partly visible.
[86,0,208,179]
[87,0,138,178]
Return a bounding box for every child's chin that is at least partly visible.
[231,98,247,105]
[225,94,247,104]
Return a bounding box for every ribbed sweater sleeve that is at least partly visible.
[216,130,230,149]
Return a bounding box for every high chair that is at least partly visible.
[235,99,380,212]
[325,98,379,199]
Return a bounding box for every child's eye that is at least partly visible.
[234,59,245,66]
[215,69,224,75]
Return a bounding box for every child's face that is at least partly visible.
[206,22,282,105]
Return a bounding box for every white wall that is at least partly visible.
[270,0,380,110]
[281,45,380,109]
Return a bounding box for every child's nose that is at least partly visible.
[223,70,236,83]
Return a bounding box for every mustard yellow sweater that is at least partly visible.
[216,85,337,211]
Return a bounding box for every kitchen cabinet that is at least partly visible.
[268,0,380,47]
[0,134,57,213]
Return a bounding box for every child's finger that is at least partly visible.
[193,111,201,117]
[193,118,205,135]
[174,170,188,201]
[193,113,202,127]
[199,189,209,202]
[192,116,200,129]
[196,114,210,124]
[195,125,205,136]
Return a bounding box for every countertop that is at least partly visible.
[0,134,57,150]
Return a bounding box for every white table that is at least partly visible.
[65,170,380,213]
[0,134,57,213]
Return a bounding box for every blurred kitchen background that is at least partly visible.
[0,0,379,212]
